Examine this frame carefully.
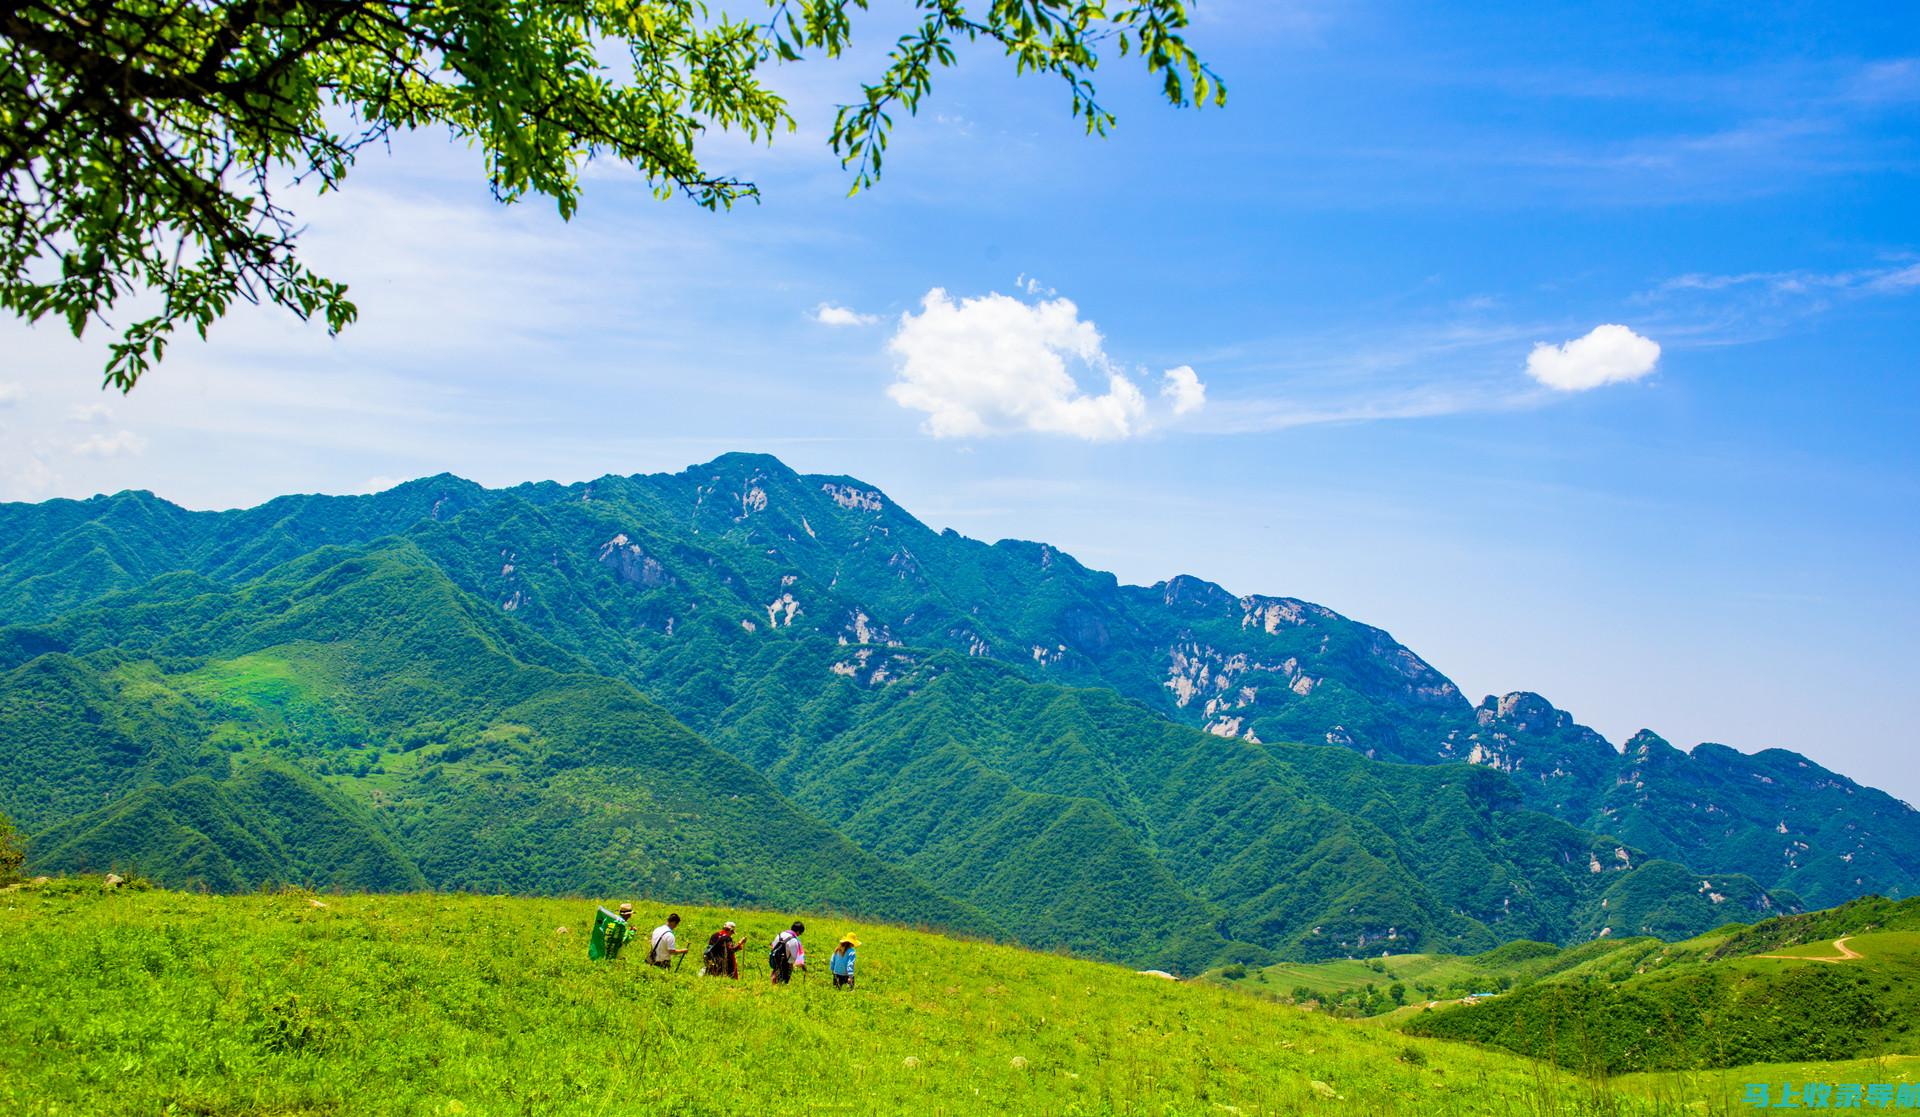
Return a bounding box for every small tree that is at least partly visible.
[0,811,25,885]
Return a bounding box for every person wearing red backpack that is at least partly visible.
[702,920,742,978]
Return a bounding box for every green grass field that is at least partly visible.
[1401,916,1920,1075]
[0,880,1766,1116]
[1615,1054,1920,1116]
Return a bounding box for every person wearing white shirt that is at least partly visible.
[770,921,806,985]
[648,912,688,969]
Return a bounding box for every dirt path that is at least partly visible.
[1754,935,1861,963]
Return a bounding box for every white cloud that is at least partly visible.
[1525,324,1661,392]
[357,475,404,493]
[0,382,21,407]
[886,288,1203,441]
[1866,263,1920,293]
[1161,366,1206,415]
[67,403,111,424]
[72,430,148,457]
[813,303,878,327]
[1637,257,1920,349]
[2,452,57,501]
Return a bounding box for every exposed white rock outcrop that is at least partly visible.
[822,483,884,512]
[765,593,801,627]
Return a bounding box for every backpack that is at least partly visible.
[703,933,727,973]
[769,931,792,971]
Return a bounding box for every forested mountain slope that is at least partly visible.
[0,452,1913,967]
[2,542,982,930]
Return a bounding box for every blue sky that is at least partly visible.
[3,1,1917,800]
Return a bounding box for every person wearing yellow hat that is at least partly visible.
[829,934,859,990]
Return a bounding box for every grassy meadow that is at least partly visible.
[0,880,1767,1116]
[1615,1054,1920,1116]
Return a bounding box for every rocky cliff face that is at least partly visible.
[1436,694,1917,908]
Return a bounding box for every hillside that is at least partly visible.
[1401,897,1920,1073]
[0,881,1707,1116]
[0,452,1913,967]
[0,541,1777,968]
[1207,897,1920,1065]
[3,543,983,932]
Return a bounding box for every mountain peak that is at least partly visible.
[1156,574,1237,613]
[678,451,801,481]
[1625,729,1685,763]
[383,472,478,493]
[1476,691,1567,731]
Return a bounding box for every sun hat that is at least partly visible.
[616,902,634,916]
[723,921,736,930]
[839,934,861,947]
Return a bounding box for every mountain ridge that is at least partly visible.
[47,460,1883,801]
[1,451,1912,967]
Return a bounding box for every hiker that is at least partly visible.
[703,920,743,978]
[830,935,858,990]
[648,913,688,969]
[769,921,806,985]
[612,902,640,956]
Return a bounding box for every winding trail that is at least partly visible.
[1754,935,1861,963]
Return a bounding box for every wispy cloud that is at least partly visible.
[1635,256,1920,346]
[1194,383,1548,435]
[1177,317,1559,434]
[1656,260,1920,298]
[1285,57,1920,210]
[72,430,147,458]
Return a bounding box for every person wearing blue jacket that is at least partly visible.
[829,935,859,990]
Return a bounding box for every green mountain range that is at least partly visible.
[1,452,1913,970]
